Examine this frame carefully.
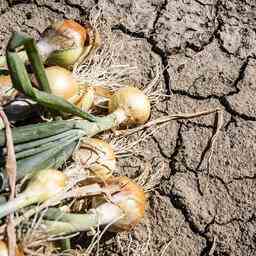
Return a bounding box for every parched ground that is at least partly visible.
[0,0,256,255]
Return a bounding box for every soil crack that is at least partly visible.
[112,24,171,95]
[151,0,168,32]
[219,97,256,121]
[168,122,183,176]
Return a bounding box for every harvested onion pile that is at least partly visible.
[0,17,150,255]
[0,13,222,256]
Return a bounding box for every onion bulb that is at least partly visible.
[25,168,67,201]
[43,66,79,100]
[33,66,95,110]
[44,176,146,235]
[43,66,98,111]
[33,66,86,107]
[0,241,24,256]
[96,176,146,232]
[109,86,151,126]
[38,20,89,67]
[73,138,116,181]
[0,169,67,219]
[0,20,98,69]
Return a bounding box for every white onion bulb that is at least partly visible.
[109,86,151,125]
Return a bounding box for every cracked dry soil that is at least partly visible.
[0,0,256,255]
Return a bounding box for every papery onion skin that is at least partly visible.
[73,138,116,181]
[52,20,87,46]
[0,241,24,256]
[74,86,94,111]
[109,86,151,126]
[94,176,146,232]
[41,20,88,67]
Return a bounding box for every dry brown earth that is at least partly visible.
[0,0,255,255]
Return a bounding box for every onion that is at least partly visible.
[0,241,24,256]
[96,176,146,232]
[0,169,67,219]
[96,176,146,231]
[37,66,96,110]
[0,20,95,69]
[32,66,96,110]
[52,20,87,47]
[37,20,89,67]
[109,86,151,126]
[43,66,79,100]
[3,98,39,122]
[44,176,146,235]
[73,138,116,181]
[25,168,67,201]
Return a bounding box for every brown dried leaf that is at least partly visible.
[0,108,17,256]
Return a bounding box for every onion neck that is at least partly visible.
[0,191,39,219]
[113,108,128,125]
[80,108,127,137]
[36,40,57,61]
[44,203,123,236]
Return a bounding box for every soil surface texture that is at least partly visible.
[0,0,256,255]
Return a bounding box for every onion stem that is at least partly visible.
[0,192,38,219]
[0,51,28,69]
[44,203,123,236]
[0,109,127,185]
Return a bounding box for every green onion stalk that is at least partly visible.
[5,32,96,122]
[0,169,67,219]
[0,86,150,190]
[0,86,150,187]
[43,176,146,236]
[0,31,151,189]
